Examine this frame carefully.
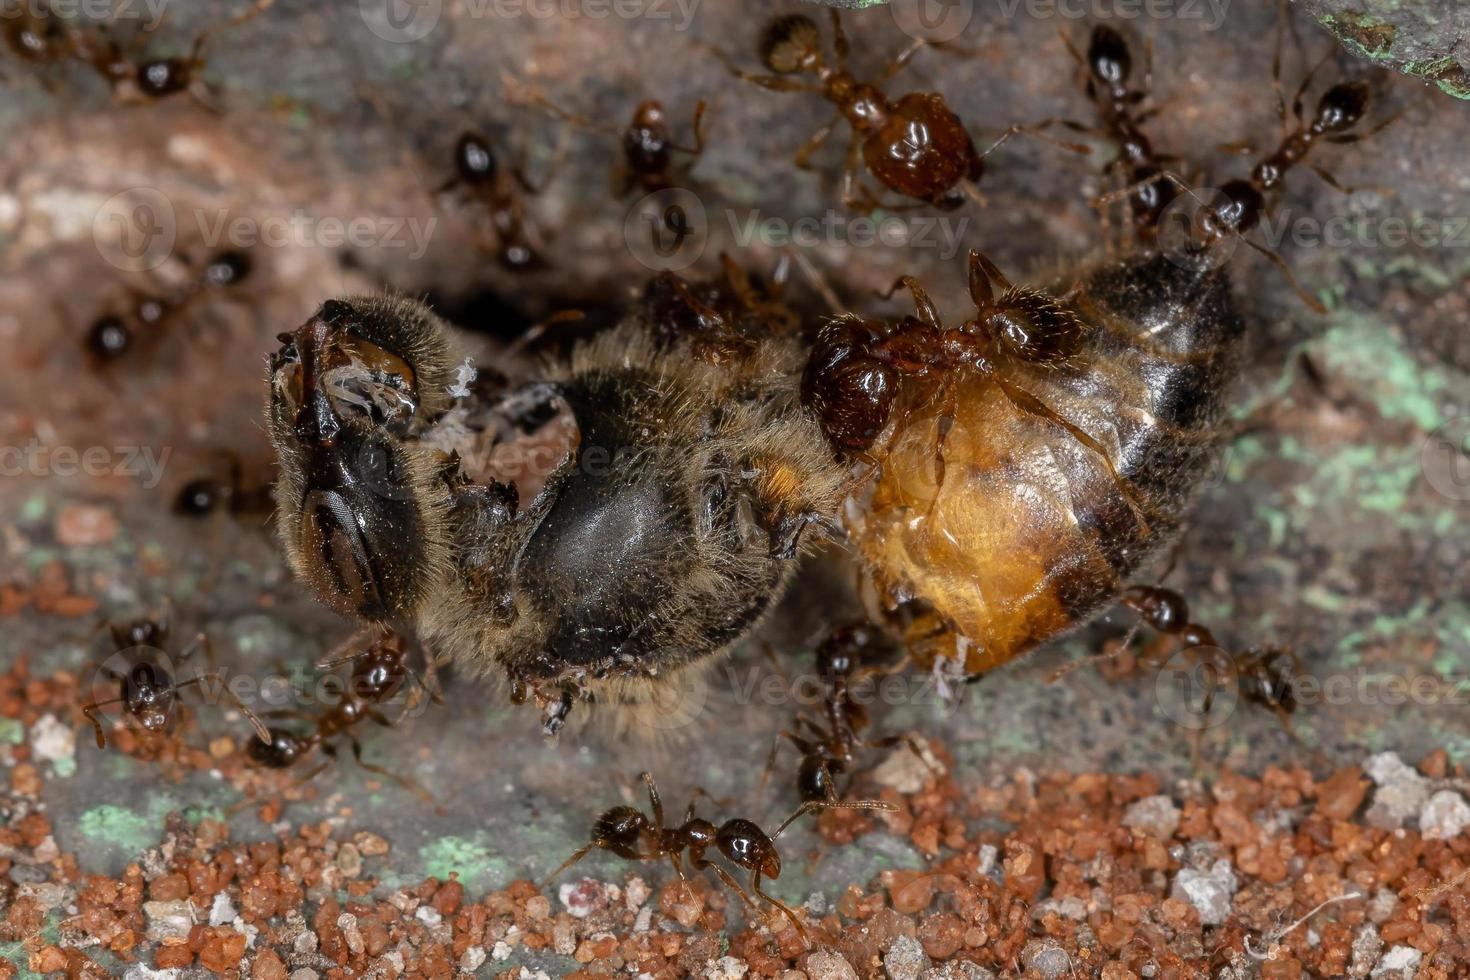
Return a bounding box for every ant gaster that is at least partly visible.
[80,607,268,750]
[544,771,893,937]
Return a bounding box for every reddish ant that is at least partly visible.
[719,12,1085,212]
[3,0,273,105]
[765,624,933,805]
[544,771,892,938]
[80,607,268,750]
[245,630,438,801]
[507,81,708,197]
[436,131,556,271]
[83,250,252,365]
[1121,585,1304,732]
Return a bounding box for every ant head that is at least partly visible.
[87,316,132,360]
[248,728,308,768]
[630,100,667,130]
[203,251,251,288]
[814,623,881,683]
[1087,25,1131,88]
[981,290,1086,366]
[592,806,649,851]
[1315,80,1369,133]
[121,663,175,731]
[1207,178,1265,237]
[759,14,822,74]
[718,818,779,878]
[351,642,407,702]
[801,317,898,455]
[111,616,169,651]
[136,58,190,98]
[453,132,499,185]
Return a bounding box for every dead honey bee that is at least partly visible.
[267,285,846,734]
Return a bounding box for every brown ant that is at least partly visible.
[436,131,555,271]
[763,624,931,805]
[174,453,273,518]
[83,249,252,365]
[720,12,1084,212]
[1060,25,1179,238]
[1121,585,1304,732]
[802,248,1136,519]
[507,82,708,197]
[3,0,273,105]
[245,630,437,801]
[544,771,892,938]
[80,608,269,750]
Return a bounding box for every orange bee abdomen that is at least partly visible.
[851,253,1245,674]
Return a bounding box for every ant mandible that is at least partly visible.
[80,607,269,750]
[544,771,893,938]
[437,131,555,271]
[245,630,438,801]
[722,12,1084,212]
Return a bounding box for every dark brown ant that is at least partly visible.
[83,250,252,365]
[1,0,76,72]
[1061,25,1179,237]
[802,248,1135,520]
[721,12,1084,212]
[508,83,708,197]
[80,608,268,750]
[1121,585,1304,731]
[544,771,892,938]
[766,624,930,805]
[245,631,437,801]
[174,453,273,518]
[437,131,554,271]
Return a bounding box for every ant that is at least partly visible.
[245,630,438,801]
[436,131,555,271]
[764,624,931,805]
[1121,585,1304,732]
[83,250,252,365]
[80,607,269,750]
[720,12,1084,212]
[3,0,273,105]
[544,771,893,938]
[174,453,273,518]
[508,82,708,197]
[1104,24,1396,312]
[1060,25,1179,239]
[802,248,1138,518]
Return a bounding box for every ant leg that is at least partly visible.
[691,856,766,919]
[749,871,811,939]
[81,697,126,749]
[1241,235,1328,314]
[793,114,841,171]
[965,248,1015,311]
[640,772,666,835]
[875,38,928,85]
[347,736,433,804]
[875,275,942,330]
[979,123,1091,160]
[1326,110,1403,146]
[671,99,709,157]
[177,672,271,743]
[313,627,382,671]
[989,373,1151,534]
[540,841,604,889]
[827,9,850,68]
